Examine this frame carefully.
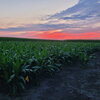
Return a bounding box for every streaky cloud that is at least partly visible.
[49,0,100,20]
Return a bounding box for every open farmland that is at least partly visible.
[0,38,100,99]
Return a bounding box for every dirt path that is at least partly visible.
[0,52,100,100]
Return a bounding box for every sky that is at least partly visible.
[0,0,100,40]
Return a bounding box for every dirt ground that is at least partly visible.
[0,52,100,100]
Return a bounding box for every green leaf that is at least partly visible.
[7,74,15,83]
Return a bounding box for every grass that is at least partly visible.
[0,37,100,95]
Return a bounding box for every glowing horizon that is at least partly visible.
[0,30,99,40]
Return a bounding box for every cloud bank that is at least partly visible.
[0,0,100,40]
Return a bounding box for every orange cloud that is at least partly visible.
[0,30,100,40]
[22,30,100,40]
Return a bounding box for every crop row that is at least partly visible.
[0,41,100,95]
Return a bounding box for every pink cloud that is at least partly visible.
[0,30,100,40]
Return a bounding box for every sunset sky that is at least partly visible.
[0,0,100,40]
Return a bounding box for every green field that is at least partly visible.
[0,38,100,95]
